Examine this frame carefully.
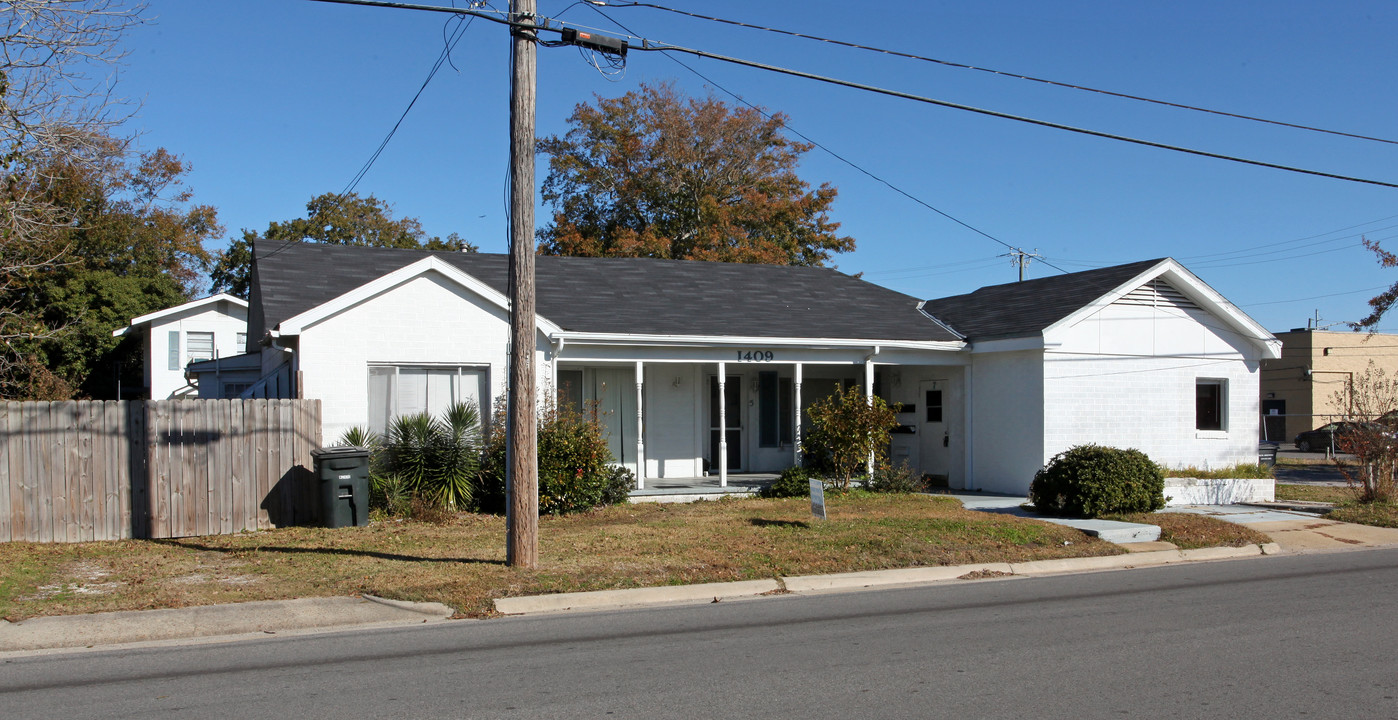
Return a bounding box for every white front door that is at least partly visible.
[919,380,950,479]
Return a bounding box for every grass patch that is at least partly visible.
[0,494,1122,621]
[1325,503,1398,528]
[1109,512,1271,549]
[1275,483,1357,504]
[1160,463,1273,479]
[1276,456,1356,468]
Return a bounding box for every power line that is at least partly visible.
[342,7,484,196]
[314,0,1398,191]
[579,3,1080,279]
[615,39,1398,191]
[591,0,1398,148]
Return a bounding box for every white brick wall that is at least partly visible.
[297,272,548,442]
[1044,302,1263,473]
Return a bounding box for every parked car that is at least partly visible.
[1294,421,1388,452]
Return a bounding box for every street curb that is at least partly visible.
[493,544,1283,615]
[360,594,456,617]
[782,564,1016,593]
[493,579,781,615]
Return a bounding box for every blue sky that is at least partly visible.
[120,1,1398,333]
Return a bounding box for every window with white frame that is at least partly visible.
[237,332,248,351]
[186,332,214,364]
[368,365,488,435]
[1195,379,1226,431]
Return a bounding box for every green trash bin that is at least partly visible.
[312,446,371,528]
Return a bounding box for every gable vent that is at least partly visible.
[1113,279,1199,311]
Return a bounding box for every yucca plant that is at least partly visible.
[380,402,482,513]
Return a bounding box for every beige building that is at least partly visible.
[1259,329,1398,442]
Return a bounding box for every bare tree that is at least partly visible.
[0,0,145,395]
[1331,361,1398,503]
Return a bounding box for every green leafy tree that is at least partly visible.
[802,385,900,490]
[3,132,219,398]
[210,192,478,297]
[1,2,149,397]
[537,81,854,266]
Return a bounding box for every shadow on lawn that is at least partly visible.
[158,540,506,566]
[750,518,810,529]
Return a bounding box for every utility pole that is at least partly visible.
[1000,248,1041,282]
[506,0,538,568]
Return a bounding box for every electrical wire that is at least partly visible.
[341,7,483,196]
[579,3,1069,280]
[590,0,1398,148]
[617,39,1398,191]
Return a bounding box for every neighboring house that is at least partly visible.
[182,243,1278,495]
[1258,328,1398,443]
[112,294,248,399]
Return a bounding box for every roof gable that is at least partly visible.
[113,294,248,337]
[920,259,1164,342]
[251,243,961,344]
[923,258,1280,358]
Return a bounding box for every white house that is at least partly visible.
[112,294,249,399]
[186,243,1280,495]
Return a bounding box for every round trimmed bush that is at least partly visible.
[1029,444,1165,518]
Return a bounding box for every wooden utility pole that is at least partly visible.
[506,0,539,568]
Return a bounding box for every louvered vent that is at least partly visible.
[1113,279,1200,311]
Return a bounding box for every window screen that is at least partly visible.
[186,332,214,363]
[367,365,487,435]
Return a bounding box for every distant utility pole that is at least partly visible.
[506,0,539,568]
[1001,248,1041,282]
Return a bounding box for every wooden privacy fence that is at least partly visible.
[0,399,322,543]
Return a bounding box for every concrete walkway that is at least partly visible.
[942,492,1163,543]
[1163,504,1398,552]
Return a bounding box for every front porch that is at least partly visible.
[628,473,778,504]
[552,349,972,492]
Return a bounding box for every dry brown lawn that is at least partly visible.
[1,494,1126,620]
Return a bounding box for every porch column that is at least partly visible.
[793,362,803,467]
[718,361,728,488]
[865,356,875,477]
[635,360,645,490]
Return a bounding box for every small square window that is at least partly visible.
[1196,379,1225,431]
[925,389,943,423]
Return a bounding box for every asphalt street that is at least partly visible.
[5,549,1398,719]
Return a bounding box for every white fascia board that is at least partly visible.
[550,330,964,353]
[1041,258,1280,359]
[113,293,249,337]
[275,256,564,336]
[967,336,1058,353]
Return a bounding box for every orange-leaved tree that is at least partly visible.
[536,81,854,266]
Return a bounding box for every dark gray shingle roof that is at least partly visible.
[251,242,960,343]
[921,258,1167,341]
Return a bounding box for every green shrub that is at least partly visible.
[1029,444,1166,518]
[802,385,901,490]
[868,461,924,494]
[601,465,636,506]
[760,466,814,498]
[477,398,623,515]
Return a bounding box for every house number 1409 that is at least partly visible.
[736,350,775,362]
